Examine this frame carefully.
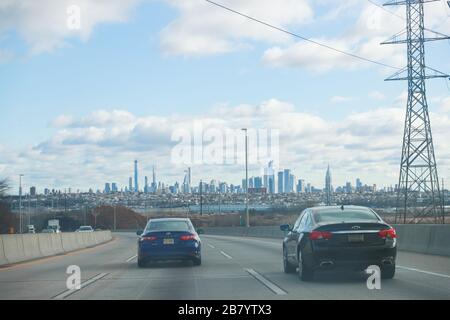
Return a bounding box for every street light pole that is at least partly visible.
[113,205,117,231]
[200,179,203,216]
[19,174,24,234]
[241,128,249,228]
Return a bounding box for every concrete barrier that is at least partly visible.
[0,231,112,267]
[37,233,53,257]
[203,224,450,257]
[61,233,78,253]
[0,236,8,266]
[22,234,42,261]
[50,233,64,255]
[2,234,26,264]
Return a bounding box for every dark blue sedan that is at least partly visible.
[137,218,202,267]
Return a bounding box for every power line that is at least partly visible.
[205,0,401,70]
[367,0,404,21]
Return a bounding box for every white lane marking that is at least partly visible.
[207,244,215,249]
[204,235,280,247]
[52,273,109,300]
[398,265,450,279]
[220,251,233,259]
[126,254,137,262]
[245,268,287,295]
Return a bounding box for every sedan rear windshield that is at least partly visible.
[312,210,379,223]
[146,221,190,232]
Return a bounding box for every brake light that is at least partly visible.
[378,228,396,239]
[141,236,157,241]
[310,231,333,240]
[180,234,197,241]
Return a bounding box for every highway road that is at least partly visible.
[0,233,449,299]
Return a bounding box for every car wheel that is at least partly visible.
[283,246,296,274]
[381,264,395,279]
[137,259,146,268]
[193,256,202,266]
[298,249,314,281]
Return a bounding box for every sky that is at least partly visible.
[1,0,450,194]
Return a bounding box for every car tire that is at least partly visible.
[137,259,146,268]
[298,249,314,281]
[193,257,202,266]
[381,264,395,279]
[283,246,296,274]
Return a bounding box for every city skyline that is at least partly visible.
[11,160,396,197]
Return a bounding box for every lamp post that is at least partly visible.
[241,128,249,228]
[19,174,24,234]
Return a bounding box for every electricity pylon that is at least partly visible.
[382,0,449,224]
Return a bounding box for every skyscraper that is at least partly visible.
[284,169,291,193]
[151,166,157,193]
[277,171,284,193]
[356,178,362,192]
[128,177,133,193]
[144,176,149,193]
[264,161,275,194]
[134,160,139,193]
[182,167,191,193]
[325,165,333,205]
[104,183,111,194]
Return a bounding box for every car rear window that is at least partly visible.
[312,210,379,223]
[147,221,190,232]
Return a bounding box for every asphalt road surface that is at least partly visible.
[0,233,449,300]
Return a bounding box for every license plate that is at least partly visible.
[348,234,364,243]
[163,238,174,245]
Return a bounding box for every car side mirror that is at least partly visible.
[136,230,143,236]
[280,224,291,232]
[197,228,204,235]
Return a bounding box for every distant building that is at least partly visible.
[278,171,284,193]
[254,177,263,189]
[264,161,276,194]
[284,169,291,193]
[111,183,118,193]
[134,160,139,192]
[104,183,111,194]
[128,177,133,193]
[346,182,352,193]
[30,186,36,197]
[325,165,333,205]
[356,178,362,192]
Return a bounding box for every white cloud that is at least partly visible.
[262,1,450,72]
[369,90,385,100]
[330,95,355,103]
[3,98,450,191]
[160,0,313,56]
[0,0,140,54]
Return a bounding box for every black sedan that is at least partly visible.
[281,205,397,281]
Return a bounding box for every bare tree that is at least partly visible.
[0,178,9,197]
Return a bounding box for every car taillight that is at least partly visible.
[309,231,333,240]
[141,236,157,241]
[180,234,197,241]
[378,228,396,239]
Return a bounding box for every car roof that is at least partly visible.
[308,205,373,214]
[149,218,191,222]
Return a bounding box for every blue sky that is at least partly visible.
[1,0,450,193]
